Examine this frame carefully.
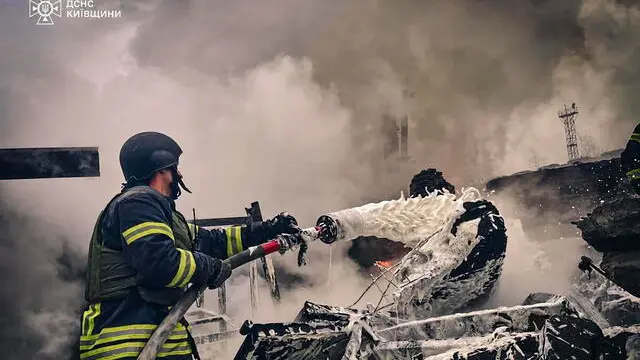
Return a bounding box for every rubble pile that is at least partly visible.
[576,274,640,329]
[485,151,630,238]
[343,169,507,318]
[393,197,506,318]
[575,197,640,298]
[235,295,640,359]
[227,167,640,359]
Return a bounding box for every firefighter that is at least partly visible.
[79,131,299,360]
[621,123,640,194]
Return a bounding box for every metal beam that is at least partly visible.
[193,216,249,227]
[246,202,281,302]
[0,147,100,180]
[192,330,240,345]
[379,295,570,341]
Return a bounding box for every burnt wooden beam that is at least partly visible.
[0,147,100,180]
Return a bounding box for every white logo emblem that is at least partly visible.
[29,0,62,25]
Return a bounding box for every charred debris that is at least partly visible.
[229,160,640,359]
[485,149,629,239]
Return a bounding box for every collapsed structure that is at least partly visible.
[485,149,627,239]
[575,197,640,299]
[311,173,507,320]
[221,168,640,359]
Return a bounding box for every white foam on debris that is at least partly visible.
[324,187,501,317]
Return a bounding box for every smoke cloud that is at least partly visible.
[2,0,640,358]
[0,193,85,359]
[305,0,639,186]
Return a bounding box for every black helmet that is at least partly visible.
[119,131,183,182]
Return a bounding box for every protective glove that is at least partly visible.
[275,233,302,254]
[275,233,308,266]
[192,253,233,289]
[245,212,300,245]
[207,262,232,289]
[265,212,299,236]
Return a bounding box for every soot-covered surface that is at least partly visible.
[325,168,508,321]
[234,294,640,359]
[233,321,351,360]
[392,196,507,319]
[575,196,640,298]
[486,153,631,237]
[347,237,410,268]
[576,196,640,253]
[235,301,390,359]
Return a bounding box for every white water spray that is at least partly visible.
[309,187,502,316]
[320,188,483,247]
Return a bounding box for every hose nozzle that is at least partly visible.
[316,215,339,244]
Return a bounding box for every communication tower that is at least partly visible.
[558,103,580,161]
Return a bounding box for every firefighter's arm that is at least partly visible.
[192,212,298,259]
[190,225,245,260]
[118,194,214,288]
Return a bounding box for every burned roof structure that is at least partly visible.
[485,150,630,238]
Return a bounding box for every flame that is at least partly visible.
[375,260,393,268]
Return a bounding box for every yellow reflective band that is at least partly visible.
[79,323,189,358]
[81,323,186,340]
[167,249,196,288]
[631,133,640,143]
[80,341,145,359]
[157,341,192,357]
[225,226,243,257]
[627,168,640,180]
[80,331,187,351]
[79,341,191,360]
[81,303,102,336]
[122,222,174,244]
[187,223,199,240]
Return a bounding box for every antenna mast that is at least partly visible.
[558,103,580,161]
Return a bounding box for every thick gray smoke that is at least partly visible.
[1,0,640,358]
[304,0,640,187]
[0,192,85,359]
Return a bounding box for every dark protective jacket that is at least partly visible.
[621,123,640,193]
[79,186,255,360]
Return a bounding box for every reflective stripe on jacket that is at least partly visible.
[622,123,640,183]
[80,293,192,360]
[80,185,247,359]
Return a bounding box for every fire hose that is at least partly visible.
[137,223,336,360]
